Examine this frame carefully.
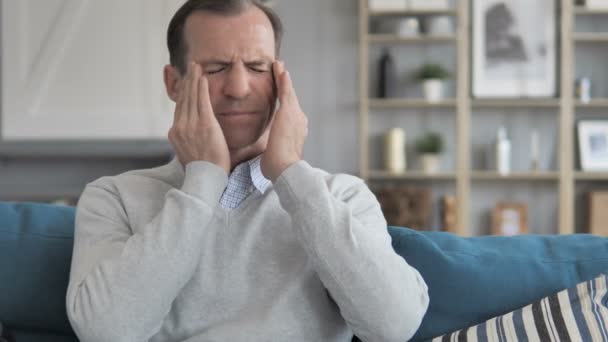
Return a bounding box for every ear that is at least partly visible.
[163,64,182,103]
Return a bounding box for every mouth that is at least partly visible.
[218,111,258,117]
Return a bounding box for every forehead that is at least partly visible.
[183,6,276,60]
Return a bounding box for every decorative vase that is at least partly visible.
[425,16,453,35]
[421,154,441,174]
[384,128,407,173]
[423,79,443,103]
[396,17,420,37]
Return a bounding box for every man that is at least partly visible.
[66,1,429,341]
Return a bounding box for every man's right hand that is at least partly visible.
[168,62,230,174]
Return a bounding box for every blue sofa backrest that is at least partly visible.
[391,226,608,340]
[0,202,75,336]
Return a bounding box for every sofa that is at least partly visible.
[2,201,608,342]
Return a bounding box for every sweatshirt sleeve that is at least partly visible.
[66,161,228,342]
[272,161,429,342]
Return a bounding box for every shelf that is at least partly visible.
[471,171,560,181]
[573,33,608,42]
[574,6,608,15]
[369,98,457,109]
[368,9,457,17]
[575,172,608,180]
[575,99,608,108]
[368,170,456,180]
[368,34,456,44]
[0,140,173,159]
[472,98,560,108]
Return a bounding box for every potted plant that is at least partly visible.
[414,63,450,103]
[415,132,444,174]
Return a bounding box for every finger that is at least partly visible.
[180,62,195,125]
[188,62,201,121]
[271,61,280,97]
[286,71,302,108]
[173,64,191,126]
[273,61,286,103]
[173,78,186,126]
[198,76,215,122]
[279,70,293,106]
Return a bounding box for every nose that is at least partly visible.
[222,63,251,100]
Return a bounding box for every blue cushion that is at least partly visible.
[0,202,76,335]
[387,226,608,341]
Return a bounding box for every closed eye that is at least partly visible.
[247,62,271,73]
[249,66,268,73]
[206,66,227,74]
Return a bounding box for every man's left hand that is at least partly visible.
[261,61,309,182]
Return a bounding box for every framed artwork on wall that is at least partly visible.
[472,0,557,98]
[578,121,608,171]
[492,202,529,236]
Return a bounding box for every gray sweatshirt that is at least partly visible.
[66,158,429,342]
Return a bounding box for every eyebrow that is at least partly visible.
[199,58,273,66]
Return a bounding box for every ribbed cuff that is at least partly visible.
[180,161,228,205]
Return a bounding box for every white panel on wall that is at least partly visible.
[0,0,183,140]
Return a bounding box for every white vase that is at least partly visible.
[423,79,444,103]
[426,16,453,35]
[384,128,407,173]
[421,154,441,174]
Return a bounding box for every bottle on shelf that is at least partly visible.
[530,130,539,172]
[378,48,398,98]
[495,127,511,175]
[575,77,591,104]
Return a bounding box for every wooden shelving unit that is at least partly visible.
[369,170,456,181]
[471,98,561,108]
[573,33,608,42]
[574,6,608,15]
[369,98,457,109]
[471,171,560,181]
[368,34,456,44]
[575,99,608,108]
[575,172,608,181]
[368,9,458,17]
[359,0,589,235]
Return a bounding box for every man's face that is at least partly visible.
[182,6,276,150]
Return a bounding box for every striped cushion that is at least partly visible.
[432,274,608,341]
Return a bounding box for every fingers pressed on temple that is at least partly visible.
[273,62,283,98]
[198,76,214,121]
[187,63,201,123]
[285,70,302,109]
[173,78,186,125]
[179,63,194,126]
[280,70,292,105]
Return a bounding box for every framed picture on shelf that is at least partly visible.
[589,191,608,236]
[492,202,528,236]
[578,121,608,171]
[472,0,556,98]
